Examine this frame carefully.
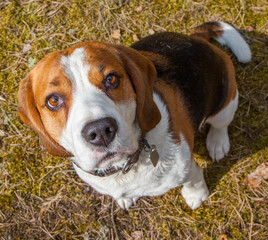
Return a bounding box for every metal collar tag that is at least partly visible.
[143,140,159,167]
[149,145,159,167]
[122,139,159,174]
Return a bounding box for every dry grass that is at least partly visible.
[0,0,267,239]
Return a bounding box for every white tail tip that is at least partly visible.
[215,22,252,63]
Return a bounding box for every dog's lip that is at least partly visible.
[71,147,140,177]
[97,148,137,164]
[98,151,118,165]
[93,148,138,169]
[87,152,125,176]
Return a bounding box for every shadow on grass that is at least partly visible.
[194,31,267,193]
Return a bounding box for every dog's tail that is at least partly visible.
[191,21,251,63]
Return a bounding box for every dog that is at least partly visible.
[18,22,251,209]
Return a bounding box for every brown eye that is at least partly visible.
[105,73,119,89]
[46,94,64,111]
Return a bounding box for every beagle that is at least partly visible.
[18,22,251,209]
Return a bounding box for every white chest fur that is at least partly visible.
[73,93,194,206]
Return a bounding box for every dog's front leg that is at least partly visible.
[181,160,209,210]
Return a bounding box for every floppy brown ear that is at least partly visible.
[18,75,72,157]
[115,45,161,133]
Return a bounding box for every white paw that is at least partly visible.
[206,126,230,162]
[116,197,138,209]
[181,182,209,210]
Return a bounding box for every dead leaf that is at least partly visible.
[245,176,262,187]
[133,34,139,41]
[111,29,121,39]
[0,96,6,102]
[218,234,228,240]
[148,29,155,35]
[131,231,144,240]
[22,43,31,53]
[0,130,5,137]
[245,26,254,32]
[135,6,143,12]
[245,162,268,187]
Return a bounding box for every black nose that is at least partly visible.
[81,117,118,147]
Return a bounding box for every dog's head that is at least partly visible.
[18,42,161,172]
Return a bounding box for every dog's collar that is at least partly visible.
[71,138,159,177]
[122,138,152,174]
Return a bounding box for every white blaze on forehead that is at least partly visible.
[61,47,95,93]
[60,47,115,121]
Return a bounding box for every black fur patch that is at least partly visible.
[131,32,228,131]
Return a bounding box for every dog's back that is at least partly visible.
[131,22,251,131]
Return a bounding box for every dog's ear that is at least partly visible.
[115,45,161,133]
[18,74,72,157]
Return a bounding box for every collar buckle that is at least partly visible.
[122,158,135,174]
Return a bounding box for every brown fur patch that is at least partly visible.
[190,22,223,41]
[31,52,73,142]
[18,51,73,157]
[83,43,136,103]
[113,45,161,133]
[154,80,194,151]
[138,51,170,68]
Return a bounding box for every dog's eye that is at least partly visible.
[104,73,120,89]
[46,94,64,111]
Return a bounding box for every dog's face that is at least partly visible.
[18,42,161,173]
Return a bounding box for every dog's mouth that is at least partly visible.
[71,138,157,177]
[97,151,120,166]
[71,151,127,177]
[89,151,125,177]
